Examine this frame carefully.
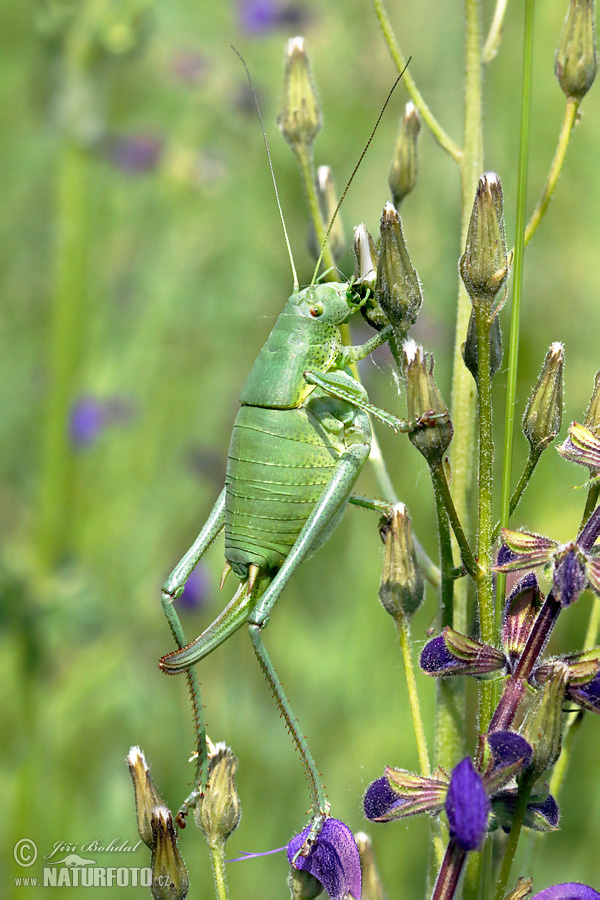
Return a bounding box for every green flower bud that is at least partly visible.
[354,832,384,900]
[555,0,597,101]
[518,663,568,778]
[388,102,420,207]
[522,343,564,452]
[288,866,324,899]
[150,807,189,900]
[584,370,600,436]
[278,37,322,152]
[308,166,345,263]
[195,742,241,846]
[459,172,509,305]
[376,202,422,344]
[404,340,453,463]
[461,308,503,385]
[352,224,388,332]
[126,747,166,849]
[378,503,424,621]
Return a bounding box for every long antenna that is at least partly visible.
[310,59,411,286]
[232,46,299,292]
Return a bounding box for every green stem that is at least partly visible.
[474,301,495,735]
[429,461,480,579]
[208,840,229,900]
[493,775,534,900]
[294,143,337,277]
[523,98,579,247]
[481,0,509,63]
[492,446,542,548]
[581,480,600,528]
[371,0,462,161]
[497,0,535,624]
[396,616,431,776]
[37,141,91,569]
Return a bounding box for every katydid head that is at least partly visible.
[287,283,364,326]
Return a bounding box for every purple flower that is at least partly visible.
[363,777,409,822]
[109,134,163,174]
[487,731,533,771]
[177,565,210,611]
[237,0,310,34]
[445,758,490,851]
[287,818,361,900]
[70,397,107,447]
[532,885,600,899]
[420,629,507,679]
[568,671,600,713]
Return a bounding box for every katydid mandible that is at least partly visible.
[158,280,425,829]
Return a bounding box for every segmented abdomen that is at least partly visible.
[224,404,339,575]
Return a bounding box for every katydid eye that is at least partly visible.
[310,303,324,317]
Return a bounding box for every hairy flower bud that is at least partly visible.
[388,101,421,207]
[195,742,241,846]
[279,37,322,152]
[584,370,600,436]
[150,807,189,900]
[126,747,166,848]
[460,172,509,304]
[522,343,564,452]
[354,833,384,900]
[462,308,503,384]
[378,503,424,621]
[308,166,345,263]
[555,0,597,100]
[404,341,453,463]
[376,203,422,343]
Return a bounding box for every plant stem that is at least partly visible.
[429,461,480,579]
[492,447,542,547]
[208,840,229,900]
[523,98,579,246]
[294,144,337,277]
[371,0,462,161]
[482,0,509,64]
[37,140,91,569]
[432,840,467,900]
[581,480,600,528]
[493,774,534,900]
[497,0,535,623]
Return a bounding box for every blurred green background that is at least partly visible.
[2,0,600,896]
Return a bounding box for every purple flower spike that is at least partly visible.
[287,818,361,900]
[532,885,600,900]
[363,777,407,822]
[445,758,490,851]
[177,565,210,611]
[420,635,460,675]
[487,731,533,771]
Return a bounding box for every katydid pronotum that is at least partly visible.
[157,52,425,848]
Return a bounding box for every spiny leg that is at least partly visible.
[161,488,226,796]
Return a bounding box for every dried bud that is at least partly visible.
[126,747,166,848]
[584,371,600,436]
[404,341,453,463]
[555,0,597,100]
[308,166,345,263]
[388,101,421,207]
[354,833,384,900]
[459,172,509,304]
[518,663,569,778]
[462,308,503,385]
[353,224,378,291]
[522,343,564,452]
[195,743,241,846]
[376,203,422,343]
[150,807,189,900]
[378,503,424,621]
[279,37,322,152]
[504,877,534,900]
[288,867,324,899]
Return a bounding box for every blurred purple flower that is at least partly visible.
[108,134,163,175]
[237,0,310,34]
[177,565,210,612]
[171,50,210,86]
[70,397,107,448]
[532,886,600,900]
[287,818,361,900]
